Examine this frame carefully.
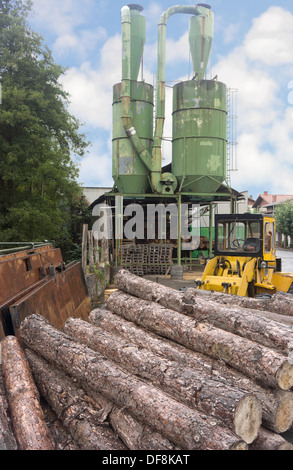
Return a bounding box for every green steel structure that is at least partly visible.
[172,79,227,194]
[112,81,153,194]
[106,4,240,270]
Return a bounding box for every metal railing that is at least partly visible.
[0,241,54,256]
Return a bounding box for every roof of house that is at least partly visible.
[252,193,293,209]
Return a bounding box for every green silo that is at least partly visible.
[172,79,227,194]
[112,80,154,194]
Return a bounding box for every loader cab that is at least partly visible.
[196,213,280,297]
[214,213,276,263]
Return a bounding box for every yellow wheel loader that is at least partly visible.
[196,213,293,298]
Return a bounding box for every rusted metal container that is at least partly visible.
[0,245,91,339]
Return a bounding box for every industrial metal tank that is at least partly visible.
[112,80,153,194]
[172,78,227,194]
[112,4,153,195]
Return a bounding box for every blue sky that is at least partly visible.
[28,1,293,200]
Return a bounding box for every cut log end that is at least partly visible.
[230,441,249,450]
[234,394,262,444]
[275,392,293,433]
[276,361,293,390]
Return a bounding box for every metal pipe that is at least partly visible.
[152,4,213,193]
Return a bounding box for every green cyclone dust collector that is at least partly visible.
[112,3,227,197]
[112,4,153,195]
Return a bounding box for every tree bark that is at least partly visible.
[106,290,293,391]
[25,349,127,450]
[0,366,18,450]
[249,426,293,450]
[183,289,293,324]
[19,314,248,450]
[114,270,293,355]
[82,224,88,275]
[182,292,293,355]
[89,308,293,434]
[1,335,54,450]
[115,269,184,310]
[88,230,94,273]
[109,407,181,451]
[115,269,293,316]
[41,399,78,450]
[64,317,262,444]
[73,379,181,450]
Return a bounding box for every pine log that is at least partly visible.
[109,407,180,450]
[1,335,54,450]
[0,366,18,450]
[115,269,184,310]
[41,399,78,450]
[89,308,293,434]
[193,290,293,318]
[106,290,293,391]
[25,349,127,450]
[183,291,293,355]
[115,269,293,316]
[114,270,293,355]
[249,427,293,450]
[64,316,262,444]
[288,349,293,365]
[76,381,181,450]
[19,314,248,450]
[183,289,293,326]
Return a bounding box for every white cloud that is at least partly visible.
[223,23,241,44]
[144,2,163,26]
[233,132,293,195]
[78,140,113,187]
[213,7,293,196]
[166,32,189,65]
[30,0,93,36]
[215,47,280,133]
[243,6,293,66]
[60,35,121,131]
[30,0,107,59]
[54,28,107,59]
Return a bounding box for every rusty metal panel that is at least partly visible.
[0,246,64,305]
[0,279,48,338]
[8,261,91,338]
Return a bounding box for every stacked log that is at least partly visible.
[1,336,54,450]
[0,364,18,450]
[88,309,293,435]
[18,314,248,450]
[1,267,293,450]
[63,316,262,444]
[107,269,293,448]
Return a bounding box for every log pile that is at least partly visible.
[1,268,293,450]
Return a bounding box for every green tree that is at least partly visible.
[0,0,89,257]
[275,201,293,247]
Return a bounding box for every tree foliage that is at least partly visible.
[275,201,293,239]
[0,0,90,260]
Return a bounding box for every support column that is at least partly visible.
[177,195,182,266]
[209,203,214,258]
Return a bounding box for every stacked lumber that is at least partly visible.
[1,268,293,450]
